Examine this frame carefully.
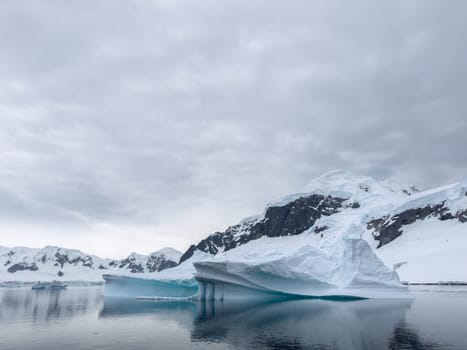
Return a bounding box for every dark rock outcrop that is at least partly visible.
[314,225,328,234]
[368,202,466,248]
[113,253,178,273]
[3,251,14,266]
[7,262,38,273]
[53,251,94,268]
[180,194,347,263]
[146,254,178,272]
[54,252,69,268]
[457,209,467,223]
[116,258,144,273]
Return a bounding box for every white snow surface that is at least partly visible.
[268,169,415,208]
[152,247,182,263]
[371,218,467,283]
[362,179,467,283]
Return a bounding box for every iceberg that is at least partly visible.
[102,252,209,298]
[102,274,198,298]
[194,235,411,300]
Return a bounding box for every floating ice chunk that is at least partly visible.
[195,236,411,300]
[102,274,198,298]
[102,252,209,298]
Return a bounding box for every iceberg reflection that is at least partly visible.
[193,298,415,349]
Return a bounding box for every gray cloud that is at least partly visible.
[0,1,466,257]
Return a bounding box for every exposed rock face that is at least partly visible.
[368,202,465,248]
[146,254,178,272]
[54,251,94,268]
[314,225,328,234]
[112,253,178,273]
[7,263,38,273]
[458,209,467,223]
[116,258,144,273]
[180,194,347,263]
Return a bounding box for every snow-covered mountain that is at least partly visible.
[181,170,467,284]
[109,248,181,273]
[0,246,181,282]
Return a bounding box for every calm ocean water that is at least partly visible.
[0,286,466,350]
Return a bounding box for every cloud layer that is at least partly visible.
[0,1,466,257]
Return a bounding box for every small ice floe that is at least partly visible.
[31,280,67,290]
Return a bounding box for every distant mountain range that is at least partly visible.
[0,245,181,282]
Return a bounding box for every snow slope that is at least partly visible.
[374,218,467,283]
[364,179,467,283]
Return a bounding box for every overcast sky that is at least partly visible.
[0,1,466,258]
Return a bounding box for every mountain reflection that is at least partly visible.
[0,287,101,323]
[389,323,440,350]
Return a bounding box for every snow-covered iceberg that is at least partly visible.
[194,235,411,300]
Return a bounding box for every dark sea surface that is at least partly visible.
[0,285,466,350]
